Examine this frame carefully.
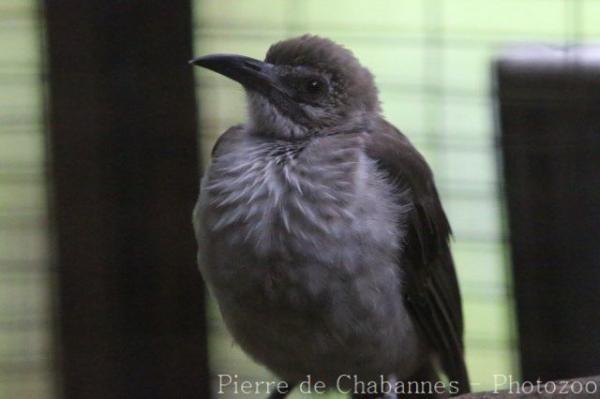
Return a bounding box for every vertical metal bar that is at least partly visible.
[496,46,600,381]
[43,2,210,398]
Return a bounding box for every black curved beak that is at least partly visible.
[190,54,309,123]
[190,54,277,94]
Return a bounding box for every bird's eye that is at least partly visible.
[305,79,325,95]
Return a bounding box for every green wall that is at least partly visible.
[0,1,52,398]
[193,1,600,397]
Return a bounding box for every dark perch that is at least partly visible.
[267,375,600,398]
[496,46,600,380]
[457,375,600,398]
[44,2,209,398]
[267,382,296,399]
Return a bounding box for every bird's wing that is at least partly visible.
[210,124,245,157]
[365,119,470,394]
[196,124,245,232]
[194,125,247,275]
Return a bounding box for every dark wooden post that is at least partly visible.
[496,46,600,381]
[44,2,210,398]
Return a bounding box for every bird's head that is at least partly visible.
[191,35,380,139]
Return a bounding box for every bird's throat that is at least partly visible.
[247,92,311,140]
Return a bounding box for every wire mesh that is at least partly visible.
[0,1,54,398]
[1,0,599,398]
[192,0,599,397]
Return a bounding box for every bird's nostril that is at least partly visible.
[243,60,262,71]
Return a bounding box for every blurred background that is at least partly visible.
[1,1,599,398]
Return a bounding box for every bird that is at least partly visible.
[191,35,470,399]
